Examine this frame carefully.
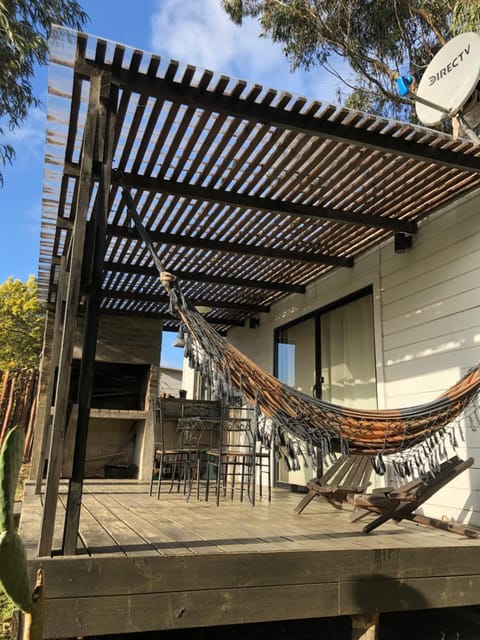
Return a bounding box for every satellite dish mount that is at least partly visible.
[397,32,480,144]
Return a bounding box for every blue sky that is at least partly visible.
[0,0,345,367]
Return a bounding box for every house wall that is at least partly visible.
[158,367,183,398]
[225,190,480,526]
[378,191,480,526]
[72,314,162,365]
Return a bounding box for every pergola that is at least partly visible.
[36,26,480,556]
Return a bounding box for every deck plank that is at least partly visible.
[78,495,138,556]
[82,494,159,555]
[97,492,207,555]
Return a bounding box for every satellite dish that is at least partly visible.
[415,32,480,126]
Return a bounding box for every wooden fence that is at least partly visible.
[0,368,39,461]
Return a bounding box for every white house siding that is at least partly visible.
[228,189,480,526]
[379,191,480,526]
[182,356,196,399]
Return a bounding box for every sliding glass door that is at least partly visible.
[320,293,377,409]
[274,288,377,488]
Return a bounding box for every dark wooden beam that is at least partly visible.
[107,224,353,268]
[74,56,480,174]
[97,307,242,331]
[64,162,417,234]
[46,302,245,328]
[109,170,417,234]
[101,288,271,314]
[102,260,306,294]
[63,163,352,268]
[63,74,117,556]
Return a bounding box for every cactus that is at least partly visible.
[0,427,32,613]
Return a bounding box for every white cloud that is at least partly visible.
[149,0,341,102]
[2,106,46,166]
[150,0,276,76]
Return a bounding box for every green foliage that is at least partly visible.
[0,276,45,370]
[0,0,89,184]
[0,531,31,613]
[0,428,31,613]
[452,0,480,34]
[222,1,480,119]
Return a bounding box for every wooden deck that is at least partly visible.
[21,480,480,639]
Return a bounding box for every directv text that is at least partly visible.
[429,45,471,86]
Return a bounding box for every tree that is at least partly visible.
[0,0,88,184]
[221,1,480,119]
[0,276,45,370]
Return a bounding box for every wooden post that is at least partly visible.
[23,392,37,461]
[37,70,102,557]
[0,372,15,444]
[351,613,379,640]
[33,259,67,493]
[29,311,52,483]
[17,371,35,434]
[62,74,117,555]
[22,569,45,640]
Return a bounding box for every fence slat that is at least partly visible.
[0,369,39,462]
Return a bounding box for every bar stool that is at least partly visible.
[150,400,195,498]
[254,442,272,502]
[205,414,254,505]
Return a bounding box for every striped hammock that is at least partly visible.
[168,282,480,476]
[119,176,480,477]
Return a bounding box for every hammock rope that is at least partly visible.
[117,175,480,477]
